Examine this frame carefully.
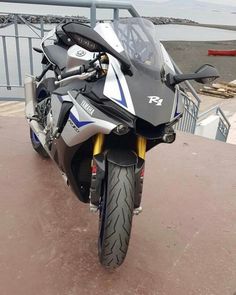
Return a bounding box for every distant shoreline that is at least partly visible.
[164,22,236,32]
[0,14,236,32]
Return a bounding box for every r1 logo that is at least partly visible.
[147,96,164,106]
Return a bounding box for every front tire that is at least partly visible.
[98,162,135,268]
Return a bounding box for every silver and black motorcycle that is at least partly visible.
[25,17,219,268]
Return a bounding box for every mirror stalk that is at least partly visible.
[167,64,219,86]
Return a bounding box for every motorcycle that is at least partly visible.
[24,17,219,268]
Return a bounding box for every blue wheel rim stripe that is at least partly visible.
[32,131,40,145]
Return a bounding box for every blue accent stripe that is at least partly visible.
[69,112,93,128]
[111,65,127,108]
[32,131,40,145]
[175,93,180,117]
[57,95,63,103]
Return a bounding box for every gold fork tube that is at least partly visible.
[137,136,147,160]
[93,133,105,156]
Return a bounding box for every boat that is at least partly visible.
[208,49,236,56]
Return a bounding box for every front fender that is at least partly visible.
[91,149,141,207]
[107,149,138,167]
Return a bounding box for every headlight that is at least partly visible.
[113,124,130,136]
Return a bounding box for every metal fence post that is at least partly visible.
[2,36,11,89]
[114,8,119,21]
[90,1,96,28]
[0,1,140,99]
[14,14,22,86]
[28,38,34,75]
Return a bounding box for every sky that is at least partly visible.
[0,0,236,25]
[134,0,236,4]
[200,0,236,4]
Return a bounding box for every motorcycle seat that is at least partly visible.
[43,44,68,70]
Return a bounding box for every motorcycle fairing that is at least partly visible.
[160,43,176,74]
[103,54,135,115]
[125,67,177,126]
[103,54,178,126]
[96,20,181,127]
[59,91,118,147]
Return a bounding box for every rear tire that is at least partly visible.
[30,128,49,158]
[29,78,55,159]
[98,162,135,268]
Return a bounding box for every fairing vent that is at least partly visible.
[135,118,166,140]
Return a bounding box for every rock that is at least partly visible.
[0,14,197,26]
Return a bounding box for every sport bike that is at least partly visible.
[25,17,219,268]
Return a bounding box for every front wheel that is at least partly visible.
[98,162,135,268]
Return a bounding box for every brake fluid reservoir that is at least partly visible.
[66,45,95,71]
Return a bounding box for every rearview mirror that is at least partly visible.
[168,64,219,85]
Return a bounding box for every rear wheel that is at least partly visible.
[30,128,49,158]
[29,79,55,159]
[98,162,135,268]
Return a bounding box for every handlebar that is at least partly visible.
[59,64,90,80]
[59,53,105,80]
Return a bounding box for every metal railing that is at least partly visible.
[197,106,231,142]
[0,13,86,92]
[172,60,201,134]
[0,0,138,97]
[174,91,200,134]
[1,0,139,27]
[0,0,209,137]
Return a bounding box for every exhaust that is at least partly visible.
[24,75,48,151]
[24,75,37,119]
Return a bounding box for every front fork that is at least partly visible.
[90,133,147,214]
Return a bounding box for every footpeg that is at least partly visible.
[133,207,143,216]
[90,203,99,213]
[61,173,69,186]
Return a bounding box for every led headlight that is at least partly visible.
[113,124,130,136]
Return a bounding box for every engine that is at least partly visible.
[36,97,52,129]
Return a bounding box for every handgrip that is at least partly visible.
[59,65,89,80]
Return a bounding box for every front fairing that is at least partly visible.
[107,18,180,126]
[125,66,177,126]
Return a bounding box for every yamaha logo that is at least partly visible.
[76,50,86,57]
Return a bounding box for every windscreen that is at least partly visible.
[112,18,164,73]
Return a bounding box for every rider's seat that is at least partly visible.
[43,45,68,70]
[43,24,77,70]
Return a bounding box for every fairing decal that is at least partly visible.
[111,65,128,108]
[103,55,135,115]
[170,86,184,121]
[170,89,178,121]
[160,43,175,74]
[69,112,94,129]
[61,94,117,147]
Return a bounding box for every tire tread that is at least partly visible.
[99,162,135,268]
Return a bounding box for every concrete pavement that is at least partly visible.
[0,116,236,295]
[0,101,24,117]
